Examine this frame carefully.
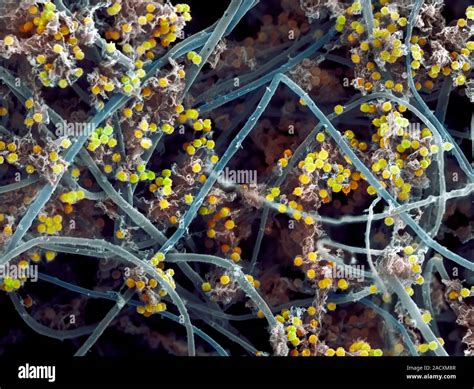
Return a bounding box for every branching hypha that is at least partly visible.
[0,0,472,357]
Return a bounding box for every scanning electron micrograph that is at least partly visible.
[0,0,473,363]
